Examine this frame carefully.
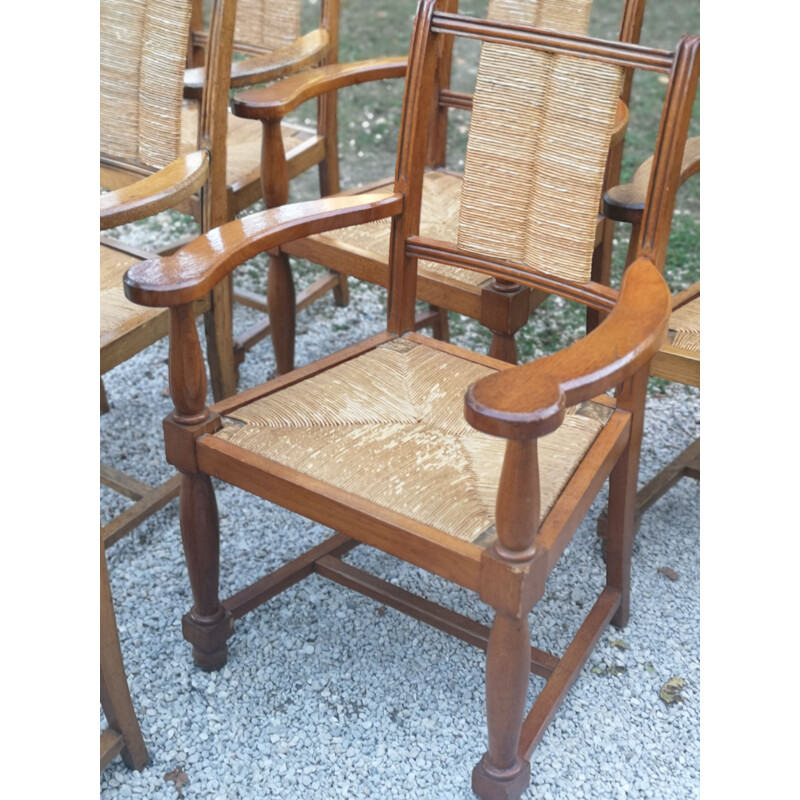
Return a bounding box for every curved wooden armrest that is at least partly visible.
[124,193,403,307]
[465,258,671,440]
[184,30,331,96]
[231,57,408,121]
[604,136,700,224]
[100,151,209,231]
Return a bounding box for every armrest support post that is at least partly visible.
[169,304,210,425]
[261,121,289,208]
[494,440,540,563]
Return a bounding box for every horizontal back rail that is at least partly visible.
[406,236,618,312]
[439,88,473,111]
[431,11,674,73]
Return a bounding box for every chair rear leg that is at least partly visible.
[204,277,237,401]
[179,472,233,670]
[101,542,148,770]
[318,91,349,309]
[488,332,518,365]
[101,377,110,414]
[606,367,649,628]
[332,271,350,307]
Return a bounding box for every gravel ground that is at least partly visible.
[100,267,700,799]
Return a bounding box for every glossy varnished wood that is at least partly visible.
[124,193,403,307]
[186,29,331,92]
[100,152,209,231]
[232,58,407,121]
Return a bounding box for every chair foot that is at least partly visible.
[182,607,234,672]
[611,604,630,630]
[471,754,531,800]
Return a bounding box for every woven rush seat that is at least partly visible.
[212,337,613,548]
[651,289,700,388]
[101,244,169,374]
[668,295,699,353]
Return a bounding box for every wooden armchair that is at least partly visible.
[598,137,700,533]
[231,0,646,374]
[101,0,238,402]
[100,0,236,543]
[183,0,356,373]
[123,4,698,797]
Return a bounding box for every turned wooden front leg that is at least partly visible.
[180,472,232,671]
[473,440,538,800]
[261,119,296,376]
[606,366,649,629]
[168,304,233,670]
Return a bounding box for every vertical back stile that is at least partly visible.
[387,0,444,335]
[637,35,700,273]
[199,0,237,232]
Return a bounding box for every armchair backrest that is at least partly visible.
[100,0,193,169]
[458,1,622,283]
[101,0,236,232]
[387,0,698,335]
[189,0,338,65]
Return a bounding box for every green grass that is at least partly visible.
[111,0,700,380]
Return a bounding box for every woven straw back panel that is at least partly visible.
[488,0,592,31]
[234,0,301,52]
[458,1,622,284]
[216,339,609,543]
[100,0,193,168]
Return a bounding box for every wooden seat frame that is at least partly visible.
[229,0,647,375]
[123,5,699,797]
